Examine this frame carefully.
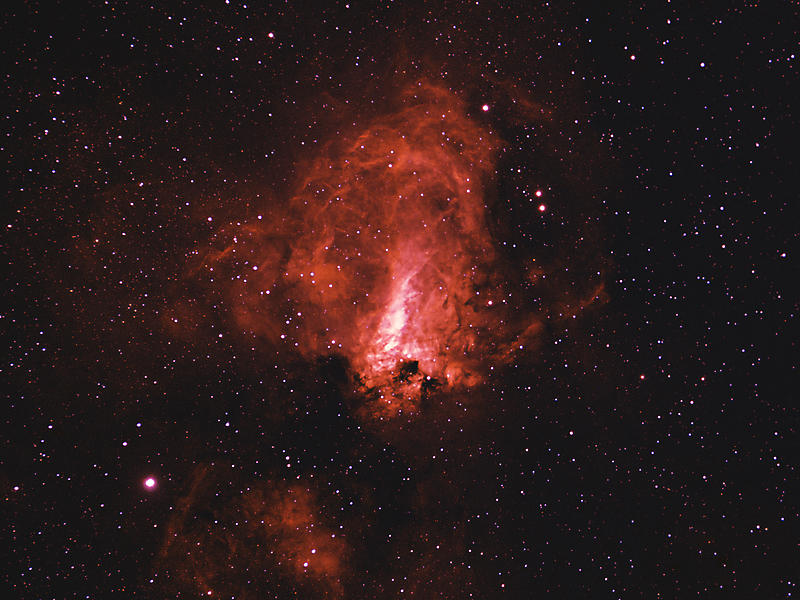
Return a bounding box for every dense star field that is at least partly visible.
[2,2,797,598]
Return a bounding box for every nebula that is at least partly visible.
[153,76,609,597]
[185,81,556,419]
[158,466,350,598]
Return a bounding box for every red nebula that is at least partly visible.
[181,80,589,420]
[151,78,609,598]
[242,485,349,589]
[157,466,350,598]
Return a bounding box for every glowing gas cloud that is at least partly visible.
[184,81,588,418]
[158,466,349,598]
[156,78,608,597]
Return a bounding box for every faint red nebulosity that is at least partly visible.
[242,485,348,588]
[157,466,350,599]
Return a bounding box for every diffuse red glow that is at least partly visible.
[191,82,546,417]
[158,467,349,598]
[242,485,348,593]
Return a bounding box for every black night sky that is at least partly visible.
[3,2,797,598]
